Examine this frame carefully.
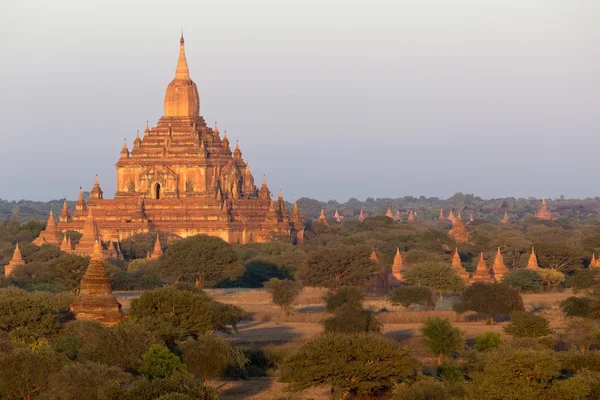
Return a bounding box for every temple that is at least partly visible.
[490,247,509,280]
[501,212,509,224]
[527,247,540,270]
[407,210,415,222]
[33,211,61,246]
[535,198,554,220]
[4,244,24,276]
[358,208,365,222]
[451,248,469,281]
[471,253,493,282]
[71,241,124,326]
[53,35,303,254]
[438,209,446,220]
[389,248,405,285]
[448,213,469,242]
[385,207,394,218]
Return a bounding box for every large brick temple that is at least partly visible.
[50,34,303,252]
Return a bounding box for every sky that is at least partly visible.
[0,0,598,202]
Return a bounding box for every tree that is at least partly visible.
[102,374,217,400]
[0,346,66,400]
[129,287,242,342]
[474,332,503,352]
[453,282,524,324]
[402,263,465,297]
[537,268,565,289]
[301,246,380,289]
[46,361,132,400]
[560,317,600,353]
[502,269,541,291]
[420,317,464,365]
[561,297,595,318]
[324,287,365,312]
[280,334,419,398]
[323,303,382,334]
[503,311,551,338]
[159,234,242,286]
[263,278,303,316]
[533,241,584,270]
[388,286,436,309]
[392,376,454,400]
[138,344,186,380]
[179,336,246,383]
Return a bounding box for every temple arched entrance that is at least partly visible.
[154,183,161,200]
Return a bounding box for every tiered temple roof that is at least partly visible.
[71,242,124,326]
[452,248,469,281]
[438,208,446,220]
[447,210,456,224]
[4,244,24,276]
[318,209,329,226]
[448,213,470,242]
[50,35,303,254]
[535,198,554,220]
[33,211,61,246]
[491,247,509,280]
[471,253,493,282]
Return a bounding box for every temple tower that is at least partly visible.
[471,253,493,282]
[4,244,24,276]
[389,248,406,285]
[385,207,394,219]
[535,198,554,220]
[526,247,540,270]
[448,213,470,242]
[491,247,509,281]
[358,208,365,222]
[318,209,329,226]
[33,211,61,246]
[452,248,469,281]
[163,33,200,117]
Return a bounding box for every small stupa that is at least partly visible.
[394,211,402,221]
[358,208,366,222]
[389,248,406,285]
[318,209,329,226]
[501,212,509,224]
[526,247,540,270]
[471,253,493,282]
[535,198,554,220]
[451,248,469,281]
[33,211,61,246]
[438,208,446,220]
[147,234,163,260]
[71,241,124,327]
[385,207,394,219]
[4,244,25,276]
[447,209,456,224]
[490,247,509,281]
[448,213,470,242]
[333,210,343,223]
[407,210,415,222]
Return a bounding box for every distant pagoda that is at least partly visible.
[385,207,394,219]
[71,241,124,327]
[535,198,555,220]
[33,211,61,246]
[526,247,540,270]
[147,234,163,260]
[490,247,509,281]
[4,244,24,276]
[501,212,509,224]
[318,209,329,226]
[448,213,470,243]
[438,208,446,220]
[451,248,469,281]
[471,253,493,282]
[389,248,406,285]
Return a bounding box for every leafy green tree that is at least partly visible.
[402,263,465,297]
[538,268,565,289]
[138,344,186,380]
[220,260,292,288]
[474,332,503,352]
[533,241,585,270]
[301,246,380,289]
[180,336,246,383]
[561,297,593,318]
[323,303,382,334]
[420,317,465,365]
[159,234,242,286]
[453,282,524,324]
[392,376,454,400]
[502,269,541,291]
[503,311,551,338]
[324,287,365,312]
[388,286,436,309]
[0,346,66,400]
[102,374,217,400]
[263,278,303,316]
[280,334,419,398]
[0,287,72,338]
[46,361,133,400]
[438,359,464,383]
[560,317,600,353]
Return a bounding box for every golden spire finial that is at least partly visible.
[175,32,190,80]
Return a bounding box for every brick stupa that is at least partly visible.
[389,248,406,285]
[501,212,509,224]
[448,213,470,243]
[318,209,329,226]
[490,247,509,281]
[33,211,61,246]
[334,210,343,223]
[407,210,415,222]
[535,198,554,220]
[358,208,365,222]
[447,210,456,224]
[147,234,163,260]
[385,207,394,219]
[51,34,303,254]
[452,248,469,281]
[471,253,493,282]
[438,208,446,220]
[526,247,540,270]
[71,241,123,326]
[4,244,24,276]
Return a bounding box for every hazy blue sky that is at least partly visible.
[1,0,598,202]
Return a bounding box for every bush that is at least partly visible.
[323,303,382,334]
[503,311,551,338]
[453,282,524,324]
[389,286,436,309]
[439,359,463,383]
[392,376,451,400]
[420,317,464,365]
[502,269,541,291]
[263,278,302,316]
[138,344,186,380]
[324,287,365,312]
[180,335,246,381]
[474,332,503,352]
[538,269,565,289]
[561,297,592,318]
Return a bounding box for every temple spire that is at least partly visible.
[175,32,190,80]
[527,247,540,270]
[358,208,365,222]
[491,247,509,280]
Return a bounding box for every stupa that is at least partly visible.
[451,248,469,281]
[471,253,493,282]
[333,210,343,223]
[4,244,24,276]
[448,213,470,242]
[385,207,394,218]
[490,247,509,281]
[438,208,446,220]
[447,209,456,224]
[33,211,61,246]
[318,209,329,226]
[52,34,303,254]
[535,198,554,220]
[71,241,124,327]
[407,210,415,222]
[147,234,163,260]
[501,212,509,224]
[389,248,405,285]
[526,247,540,270]
[358,208,366,222]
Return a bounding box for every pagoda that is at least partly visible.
[501,212,509,224]
[53,35,303,253]
[71,241,124,326]
[394,211,402,221]
[448,213,470,243]
[333,210,343,223]
[389,248,406,285]
[318,209,329,226]
[535,198,554,220]
[451,248,469,281]
[438,208,446,220]
[447,209,456,224]
[4,244,24,276]
[358,208,366,222]
[490,247,509,281]
[471,253,493,282]
[385,207,394,219]
[526,247,540,270]
[407,210,415,222]
[33,211,61,246]
[147,234,163,260]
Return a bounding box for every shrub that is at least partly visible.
[503,311,551,338]
[561,297,592,318]
[323,303,382,334]
[474,332,503,352]
[502,269,541,291]
[420,317,464,365]
[324,287,365,312]
[263,278,303,316]
[138,344,186,380]
[180,335,246,382]
[538,269,565,289]
[388,286,436,309]
[453,282,524,324]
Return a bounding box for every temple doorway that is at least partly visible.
[155,183,161,200]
